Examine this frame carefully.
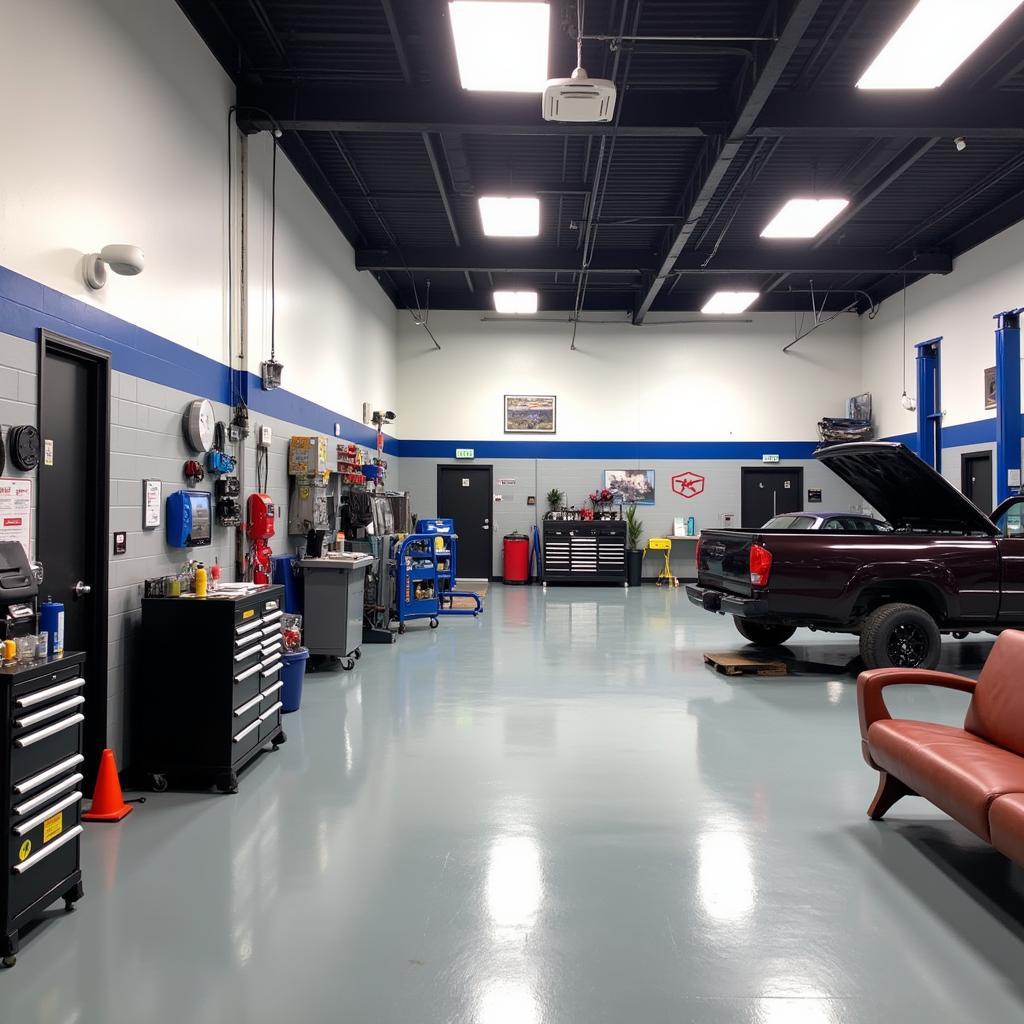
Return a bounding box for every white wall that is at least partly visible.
[397,311,861,441]
[246,134,398,422]
[862,218,1024,440]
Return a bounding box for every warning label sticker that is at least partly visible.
[18,839,32,862]
[43,811,63,843]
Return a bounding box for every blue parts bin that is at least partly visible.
[281,647,309,713]
[271,554,301,614]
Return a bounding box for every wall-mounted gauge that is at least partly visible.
[182,399,216,453]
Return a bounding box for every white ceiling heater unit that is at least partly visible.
[543,67,616,122]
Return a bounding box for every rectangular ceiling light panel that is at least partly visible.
[494,291,539,314]
[478,196,540,237]
[857,0,1023,89]
[760,198,849,239]
[701,291,759,315]
[450,2,550,92]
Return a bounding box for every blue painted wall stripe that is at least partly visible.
[398,439,823,460]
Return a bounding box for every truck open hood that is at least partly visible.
[815,441,999,536]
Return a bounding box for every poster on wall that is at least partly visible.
[985,366,996,409]
[603,469,656,505]
[0,477,32,558]
[504,395,556,434]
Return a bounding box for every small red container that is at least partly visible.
[503,533,530,584]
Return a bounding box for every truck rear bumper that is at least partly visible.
[685,583,768,618]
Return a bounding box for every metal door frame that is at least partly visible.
[37,329,111,769]
[961,449,994,512]
[740,466,805,527]
[436,463,493,580]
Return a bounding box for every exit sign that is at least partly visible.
[762,454,780,463]
[455,448,475,459]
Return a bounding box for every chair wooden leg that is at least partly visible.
[867,771,913,820]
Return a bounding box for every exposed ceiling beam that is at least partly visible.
[754,91,1024,139]
[633,0,826,324]
[355,245,950,275]
[234,84,725,137]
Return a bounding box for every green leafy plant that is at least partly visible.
[624,504,644,551]
[546,487,564,510]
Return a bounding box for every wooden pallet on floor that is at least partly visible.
[703,651,788,677]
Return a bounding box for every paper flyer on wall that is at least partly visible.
[0,477,32,558]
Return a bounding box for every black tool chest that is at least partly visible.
[1,652,87,966]
[543,521,627,584]
[136,587,286,793]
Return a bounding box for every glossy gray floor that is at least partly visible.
[3,586,1022,1023]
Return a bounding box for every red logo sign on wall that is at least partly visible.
[672,471,705,499]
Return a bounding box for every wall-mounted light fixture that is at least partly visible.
[83,244,145,290]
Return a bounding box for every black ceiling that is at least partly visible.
[176,0,1024,319]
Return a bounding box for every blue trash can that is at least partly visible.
[281,647,309,713]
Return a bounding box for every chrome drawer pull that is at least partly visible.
[233,644,262,663]
[261,638,281,651]
[12,825,83,874]
[260,654,281,669]
[258,701,283,722]
[233,719,261,743]
[260,680,284,699]
[14,792,83,837]
[262,610,283,623]
[234,618,263,636]
[260,625,280,637]
[15,695,86,730]
[234,663,262,683]
[233,694,264,717]
[14,754,85,795]
[261,664,281,679]
[16,677,86,708]
[15,714,85,748]
[264,599,279,612]
[14,773,85,817]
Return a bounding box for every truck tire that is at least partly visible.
[734,618,796,647]
[859,603,941,669]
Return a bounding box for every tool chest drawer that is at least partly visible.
[137,587,286,794]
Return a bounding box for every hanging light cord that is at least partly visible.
[270,136,277,363]
[577,0,585,69]
[902,272,907,395]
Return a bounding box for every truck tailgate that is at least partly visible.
[697,530,755,596]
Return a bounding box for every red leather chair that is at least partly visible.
[858,630,1024,859]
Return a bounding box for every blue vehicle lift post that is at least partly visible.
[915,337,942,471]
[995,308,1023,503]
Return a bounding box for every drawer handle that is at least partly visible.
[261,638,281,651]
[233,644,262,663]
[260,625,280,637]
[233,718,261,743]
[261,662,282,678]
[262,610,282,623]
[260,680,284,699]
[15,714,85,748]
[264,600,280,612]
[14,754,86,795]
[234,663,262,683]
[260,654,282,669]
[14,773,85,817]
[15,695,87,730]
[234,634,264,649]
[14,791,83,837]
[12,825,83,874]
[234,618,263,636]
[233,694,263,717]
[258,701,283,722]
[16,677,86,708]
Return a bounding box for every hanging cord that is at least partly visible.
[902,272,908,396]
[270,135,277,362]
[577,0,585,70]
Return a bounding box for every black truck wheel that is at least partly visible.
[733,618,796,647]
[860,603,941,669]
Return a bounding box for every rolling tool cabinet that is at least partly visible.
[136,587,286,794]
[542,520,627,585]
[1,652,87,967]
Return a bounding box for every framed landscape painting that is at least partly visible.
[504,395,556,434]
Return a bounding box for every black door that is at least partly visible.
[962,451,993,515]
[38,332,110,778]
[740,467,803,528]
[437,465,493,579]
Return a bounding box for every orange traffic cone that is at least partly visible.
[82,748,133,822]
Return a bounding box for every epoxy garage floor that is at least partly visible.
[2,587,1021,1023]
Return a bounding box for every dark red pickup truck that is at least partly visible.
[686,442,1024,669]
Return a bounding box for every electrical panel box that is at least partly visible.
[288,435,329,475]
[289,478,330,534]
[257,425,272,448]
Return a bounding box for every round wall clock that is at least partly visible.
[182,399,216,453]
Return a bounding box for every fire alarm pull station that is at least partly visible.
[246,493,275,583]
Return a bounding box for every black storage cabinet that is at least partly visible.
[543,521,627,585]
[1,652,87,967]
[135,587,286,793]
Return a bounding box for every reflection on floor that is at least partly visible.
[1,587,1020,1024]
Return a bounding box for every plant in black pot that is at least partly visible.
[624,504,644,586]
[546,488,564,516]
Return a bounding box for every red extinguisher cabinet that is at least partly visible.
[502,532,530,584]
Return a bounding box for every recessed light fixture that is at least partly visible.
[494,290,538,314]
[478,196,540,237]
[760,198,849,239]
[857,0,1023,90]
[701,291,759,315]
[449,1,550,92]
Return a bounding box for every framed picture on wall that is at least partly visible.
[603,469,656,505]
[504,395,556,434]
[985,366,996,409]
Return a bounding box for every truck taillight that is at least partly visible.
[749,544,772,587]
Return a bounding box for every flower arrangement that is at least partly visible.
[589,487,614,508]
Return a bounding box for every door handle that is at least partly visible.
[482,525,490,531]
[74,581,92,597]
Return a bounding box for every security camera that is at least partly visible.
[954,136,967,152]
[371,410,397,427]
[83,244,145,290]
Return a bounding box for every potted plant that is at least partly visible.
[624,504,644,586]
[546,488,564,512]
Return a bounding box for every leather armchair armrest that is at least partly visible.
[857,668,977,744]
